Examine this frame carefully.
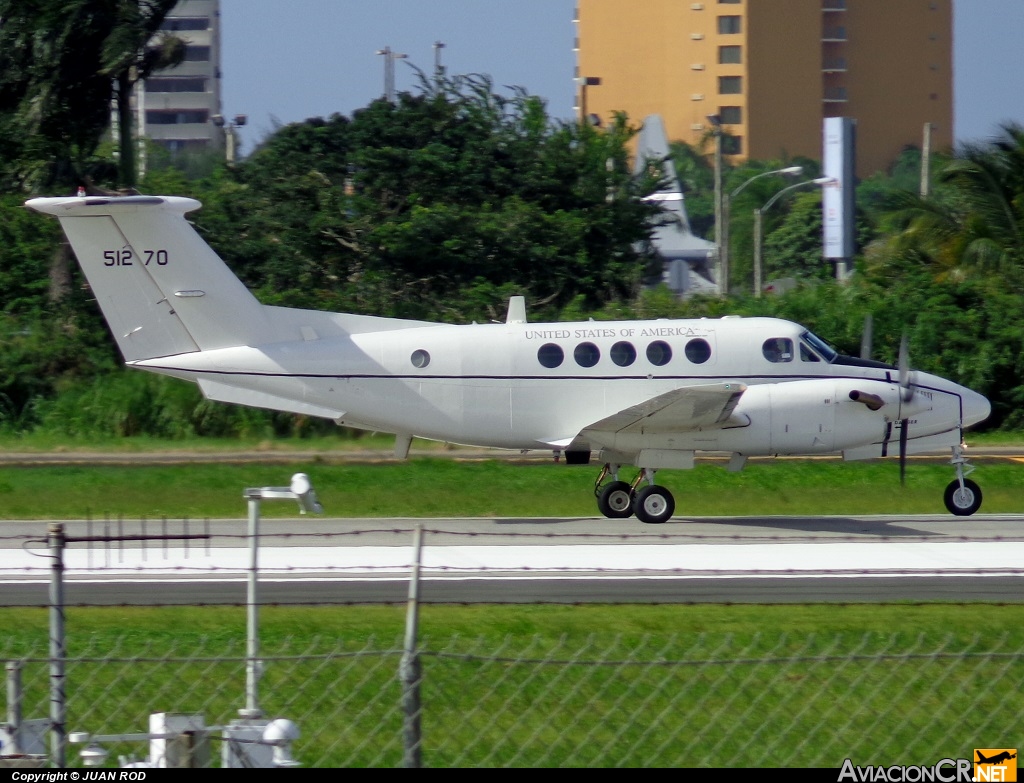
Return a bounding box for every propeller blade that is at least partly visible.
[860,314,873,360]
[898,335,913,402]
[899,418,909,486]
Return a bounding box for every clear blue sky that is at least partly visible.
[219,0,1024,159]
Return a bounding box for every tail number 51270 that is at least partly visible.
[103,249,168,266]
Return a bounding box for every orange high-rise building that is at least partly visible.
[574,0,952,177]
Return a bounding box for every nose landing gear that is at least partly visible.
[944,444,982,516]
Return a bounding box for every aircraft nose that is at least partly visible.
[961,386,991,428]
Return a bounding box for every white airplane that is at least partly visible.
[26,194,991,522]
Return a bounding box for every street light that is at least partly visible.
[723,166,802,291]
[753,177,834,298]
[578,76,601,125]
[376,46,408,102]
[211,113,247,163]
[706,114,724,293]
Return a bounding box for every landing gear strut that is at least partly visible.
[943,444,982,516]
[594,464,676,524]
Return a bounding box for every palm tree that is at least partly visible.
[867,123,1024,291]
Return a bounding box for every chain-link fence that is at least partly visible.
[4,630,1023,768]
[1,520,1022,768]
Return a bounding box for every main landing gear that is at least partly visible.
[594,464,676,524]
[943,444,982,516]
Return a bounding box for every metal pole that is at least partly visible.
[433,41,445,83]
[241,491,262,719]
[753,208,764,298]
[6,662,22,755]
[920,122,932,198]
[712,130,725,294]
[48,522,66,768]
[401,524,423,769]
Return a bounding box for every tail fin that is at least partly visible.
[25,195,275,362]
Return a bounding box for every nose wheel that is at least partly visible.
[944,445,982,516]
[944,478,982,516]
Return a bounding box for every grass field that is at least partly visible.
[1,454,1022,519]
[1,438,1021,766]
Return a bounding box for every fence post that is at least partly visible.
[48,522,66,768]
[6,662,22,755]
[401,524,423,768]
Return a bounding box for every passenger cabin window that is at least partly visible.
[685,338,712,364]
[537,343,564,368]
[646,340,672,366]
[610,341,637,367]
[410,349,430,368]
[574,342,600,368]
[762,338,793,363]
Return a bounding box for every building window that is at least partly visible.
[719,76,742,94]
[718,0,741,4]
[722,135,743,155]
[146,77,208,93]
[719,106,742,124]
[718,15,741,34]
[182,46,211,62]
[161,16,209,31]
[146,110,210,125]
[718,45,742,64]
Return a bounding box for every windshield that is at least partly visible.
[800,331,838,363]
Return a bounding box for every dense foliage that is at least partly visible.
[0,8,1022,438]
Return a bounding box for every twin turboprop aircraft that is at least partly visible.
[26,195,991,522]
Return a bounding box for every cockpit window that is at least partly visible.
[800,331,837,363]
[762,338,793,363]
[800,343,821,362]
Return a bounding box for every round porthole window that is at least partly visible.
[574,342,600,368]
[410,349,430,368]
[685,338,712,364]
[610,341,637,367]
[537,343,564,368]
[646,340,672,366]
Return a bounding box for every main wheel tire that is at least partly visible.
[944,478,982,516]
[632,485,675,524]
[597,481,634,518]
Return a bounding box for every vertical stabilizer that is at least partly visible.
[25,196,275,362]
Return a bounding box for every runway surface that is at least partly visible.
[1,514,1022,604]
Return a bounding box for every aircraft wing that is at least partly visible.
[583,382,747,436]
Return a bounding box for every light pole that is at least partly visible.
[376,46,408,102]
[578,76,601,125]
[723,166,802,293]
[753,177,834,297]
[433,41,446,84]
[706,115,724,293]
[211,114,247,163]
